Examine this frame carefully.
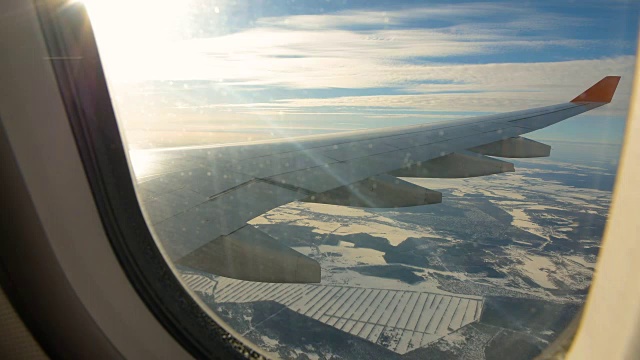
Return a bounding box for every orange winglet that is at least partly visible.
[571,76,621,103]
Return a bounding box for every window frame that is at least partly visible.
[15,0,638,359]
[33,1,258,358]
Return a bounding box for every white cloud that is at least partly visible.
[99,4,602,85]
[96,3,635,127]
[256,3,587,33]
[105,28,592,87]
[276,57,635,113]
[164,57,634,115]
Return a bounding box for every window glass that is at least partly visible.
[86,0,637,358]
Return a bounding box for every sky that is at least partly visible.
[86,0,639,145]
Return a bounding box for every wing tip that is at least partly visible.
[571,76,621,104]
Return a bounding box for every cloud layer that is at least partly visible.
[91,2,637,134]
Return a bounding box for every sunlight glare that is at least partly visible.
[78,0,194,81]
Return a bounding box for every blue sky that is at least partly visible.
[89,0,639,144]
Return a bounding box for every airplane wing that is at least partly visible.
[132,76,620,283]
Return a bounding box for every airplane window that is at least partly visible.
[83,0,637,358]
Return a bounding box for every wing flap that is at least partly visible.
[177,225,321,283]
[389,151,514,178]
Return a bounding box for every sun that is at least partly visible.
[71,0,193,81]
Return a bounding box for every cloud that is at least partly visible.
[98,3,636,131]
[276,56,635,113]
[256,3,587,33]
[163,56,635,115]
[100,4,602,84]
[106,28,590,86]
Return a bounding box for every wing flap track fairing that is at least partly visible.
[389,151,515,178]
[469,137,551,158]
[302,174,442,208]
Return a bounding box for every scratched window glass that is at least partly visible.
[86,0,637,358]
